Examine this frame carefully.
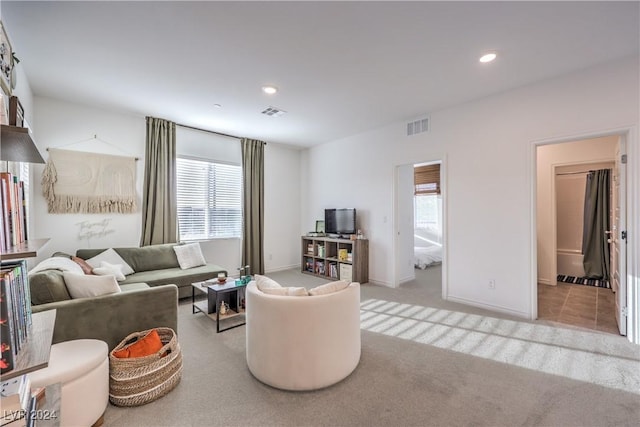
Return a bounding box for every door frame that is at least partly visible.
[392,156,447,298]
[530,126,638,344]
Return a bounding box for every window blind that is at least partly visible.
[414,164,440,195]
[177,157,242,240]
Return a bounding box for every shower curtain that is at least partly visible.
[582,169,610,279]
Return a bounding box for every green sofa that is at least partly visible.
[28,243,226,350]
[31,282,178,350]
[75,243,227,299]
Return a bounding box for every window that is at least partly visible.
[414,164,440,195]
[414,163,442,242]
[176,157,242,240]
[414,194,439,229]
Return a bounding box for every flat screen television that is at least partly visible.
[325,208,356,235]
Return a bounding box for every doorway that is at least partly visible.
[535,135,626,335]
[394,160,445,294]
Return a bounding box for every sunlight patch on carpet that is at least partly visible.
[360,299,640,395]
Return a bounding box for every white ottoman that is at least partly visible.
[29,339,109,427]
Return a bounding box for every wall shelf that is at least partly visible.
[1,238,51,261]
[0,125,45,164]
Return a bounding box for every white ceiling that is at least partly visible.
[2,1,639,147]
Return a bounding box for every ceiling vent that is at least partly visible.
[406,116,429,136]
[261,106,287,117]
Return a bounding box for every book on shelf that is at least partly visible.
[339,264,353,282]
[0,174,12,252]
[304,258,314,273]
[0,172,28,252]
[338,249,348,261]
[0,277,17,374]
[329,263,338,279]
[0,260,32,374]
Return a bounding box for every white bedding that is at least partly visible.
[414,246,442,269]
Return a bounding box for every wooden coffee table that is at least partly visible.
[191,279,248,333]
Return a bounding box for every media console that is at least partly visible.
[301,236,369,284]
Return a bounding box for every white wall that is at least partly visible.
[264,143,302,272]
[31,97,302,274]
[304,57,639,318]
[12,63,34,126]
[536,137,617,284]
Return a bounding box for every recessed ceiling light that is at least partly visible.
[479,52,497,63]
[262,86,278,95]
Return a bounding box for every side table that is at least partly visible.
[191,279,248,333]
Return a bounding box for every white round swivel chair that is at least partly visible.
[245,281,361,391]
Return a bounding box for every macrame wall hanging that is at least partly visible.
[42,147,137,214]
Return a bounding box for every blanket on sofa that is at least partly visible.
[28,256,84,276]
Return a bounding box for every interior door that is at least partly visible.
[611,141,627,335]
[394,164,416,285]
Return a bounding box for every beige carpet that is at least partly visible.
[104,267,640,426]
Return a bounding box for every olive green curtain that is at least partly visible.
[140,117,178,246]
[582,169,610,279]
[241,138,265,275]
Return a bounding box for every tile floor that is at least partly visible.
[537,282,620,335]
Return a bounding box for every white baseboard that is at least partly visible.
[265,264,300,274]
[446,295,530,319]
[367,278,394,288]
[398,275,415,285]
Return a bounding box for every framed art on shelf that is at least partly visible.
[315,220,325,233]
[8,96,23,127]
[0,93,8,125]
[0,21,14,96]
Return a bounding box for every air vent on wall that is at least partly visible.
[261,106,287,117]
[406,116,429,136]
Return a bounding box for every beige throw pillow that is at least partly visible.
[308,280,350,296]
[63,272,121,299]
[173,243,207,269]
[255,274,282,291]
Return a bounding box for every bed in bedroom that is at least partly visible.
[414,245,442,269]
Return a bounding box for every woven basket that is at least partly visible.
[109,327,182,407]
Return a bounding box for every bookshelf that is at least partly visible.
[301,236,369,283]
[0,310,56,381]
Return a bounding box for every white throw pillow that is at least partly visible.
[85,248,135,275]
[255,274,282,291]
[63,272,121,299]
[92,261,126,281]
[308,280,350,296]
[173,243,207,269]
[261,286,309,296]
